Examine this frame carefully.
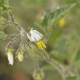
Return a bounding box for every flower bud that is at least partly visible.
[33,70,44,80]
[17,52,23,62]
[6,48,14,65]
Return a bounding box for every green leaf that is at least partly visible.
[54,36,70,54]
[70,48,79,63]
[4,0,8,6]
[0,31,7,40]
[0,0,4,7]
[53,35,78,55]
[0,17,6,30]
[47,26,61,46]
[0,0,14,12]
[66,76,77,80]
[37,3,76,30]
[2,6,14,12]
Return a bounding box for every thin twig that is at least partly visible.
[6,35,21,48]
[23,39,31,48]
[16,39,23,53]
[2,21,13,30]
[9,12,21,30]
[25,54,42,59]
[3,21,12,26]
[0,34,17,41]
[34,58,40,71]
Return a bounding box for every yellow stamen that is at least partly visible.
[37,41,43,50]
[37,41,46,50]
[39,42,43,50]
[37,42,41,50]
[40,41,46,48]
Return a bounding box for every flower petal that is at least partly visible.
[7,52,14,65]
[28,29,43,42]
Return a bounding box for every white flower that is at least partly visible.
[27,28,43,42]
[17,52,23,62]
[7,49,14,65]
[27,28,46,50]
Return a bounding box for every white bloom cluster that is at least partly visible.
[6,28,46,65]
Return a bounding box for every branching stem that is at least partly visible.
[38,49,67,80]
[7,35,21,48]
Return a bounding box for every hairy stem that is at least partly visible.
[9,12,21,30]
[39,49,67,80]
[16,39,23,53]
[34,58,40,71]
[7,35,21,48]
[23,39,31,48]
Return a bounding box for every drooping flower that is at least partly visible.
[6,48,14,65]
[27,28,46,50]
[17,52,23,62]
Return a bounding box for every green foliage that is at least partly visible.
[0,31,7,39]
[54,36,69,54]
[0,0,4,7]
[66,76,77,80]
[37,3,76,30]
[0,17,6,30]
[0,0,13,12]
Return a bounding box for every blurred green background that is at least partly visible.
[0,0,80,80]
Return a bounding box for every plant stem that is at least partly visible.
[39,49,67,80]
[7,35,21,48]
[9,12,21,31]
[34,58,40,71]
